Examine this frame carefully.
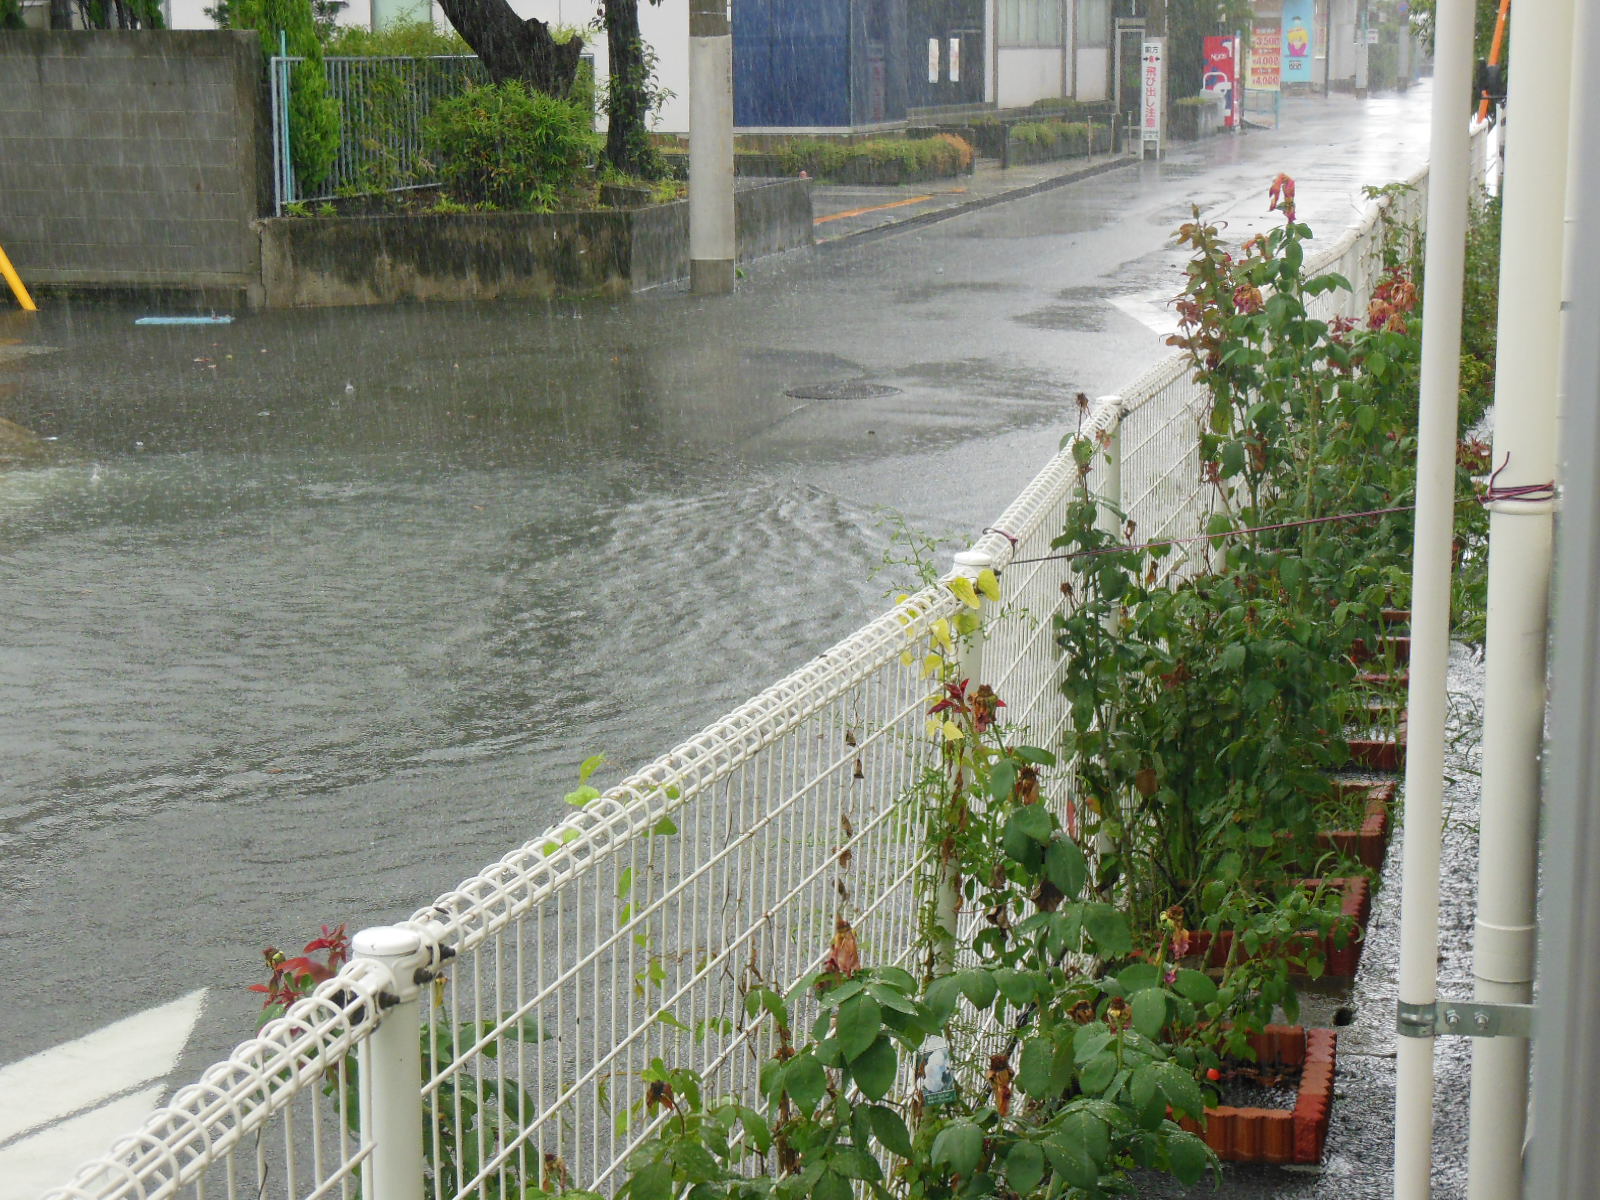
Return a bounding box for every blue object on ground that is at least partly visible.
[134,316,235,326]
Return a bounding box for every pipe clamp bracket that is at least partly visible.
[1396,999,1535,1039]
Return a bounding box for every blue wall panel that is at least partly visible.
[734,0,853,126]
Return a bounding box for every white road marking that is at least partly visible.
[0,990,207,1200]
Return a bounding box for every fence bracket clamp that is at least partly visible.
[1397,1000,1535,1039]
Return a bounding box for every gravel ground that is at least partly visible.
[1133,641,1486,1198]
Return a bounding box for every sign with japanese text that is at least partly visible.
[1249,21,1281,90]
[1203,35,1241,129]
[1282,0,1314,83]
[1141,37,1164,149]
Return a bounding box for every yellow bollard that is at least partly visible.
[0,241,38,312]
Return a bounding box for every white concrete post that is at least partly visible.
[1391,0,1472,1193]
[1466,0,1573,1191]
[354,926,427,1200]
[689,0,735,295]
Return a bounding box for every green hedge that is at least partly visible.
[776,134,973,184]
[1009,119,1094,155]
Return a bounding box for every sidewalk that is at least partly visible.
[809,149,1135,243]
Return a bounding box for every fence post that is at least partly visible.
[1087,405,1124,871]
[353,926,428,1200]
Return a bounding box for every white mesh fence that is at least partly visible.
[41,132,1481,1200]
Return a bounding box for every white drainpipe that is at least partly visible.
[1390,0,1473,1194]
[1465,0,1574,1193]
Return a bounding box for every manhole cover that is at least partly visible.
[784,380,902,401]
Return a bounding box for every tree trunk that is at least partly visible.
[435,0,583,97]
[602,0,663,178]
[49,0,75,28]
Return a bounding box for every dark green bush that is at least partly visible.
[776,133,972,181]
[1010,119,1092,155]
[423,81,598,210]
[233,0,340,188]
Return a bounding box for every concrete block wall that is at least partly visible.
[0,32,269,302]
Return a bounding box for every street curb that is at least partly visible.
[815,155,1139,249]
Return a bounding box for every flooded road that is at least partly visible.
[0,85,1435,1137]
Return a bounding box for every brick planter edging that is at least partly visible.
[1181,876,1371,978]
[1175,1026,1338,1164]
[1348,711,1409,773]
[1317,780,1397,870]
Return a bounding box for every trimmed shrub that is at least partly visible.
[233,0,340,188]
[1010,119,1093,156]
[776,133,973,183]
[423,81,598,210]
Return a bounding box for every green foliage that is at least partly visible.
[423,80,598,210]
[1459,192,1501,432]
[1,0,25,30]
[323,19,472,56]
[1009,119,1094,156]
[777,135,974,184]
[233,0,340,188]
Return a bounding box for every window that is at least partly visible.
[1079,0,1110,48]
[999,0,1064,48]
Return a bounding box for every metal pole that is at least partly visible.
[1526,2,1600,1189]
[1466,0,1573,1188]
[1354,0,1369,97]
[689,0,735,295]
[1391,0,1473,1192]
[354,927,427,1200]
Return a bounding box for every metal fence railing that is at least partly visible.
[42,128,1485,1200]
[270,55,489,215]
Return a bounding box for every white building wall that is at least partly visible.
[1074,47,1106,99]
[995,46,1063,107]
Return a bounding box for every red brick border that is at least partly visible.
[1176,1025,1338,1164]
[1317,780,1397,870]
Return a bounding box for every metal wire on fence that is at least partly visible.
[42,131,1483,1200]
[271,55,488,214]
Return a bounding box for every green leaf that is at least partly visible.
[735,1105,772,1154]
[1166,1130,1214,1186]
[988,759,1018,803]
[785,1052,827,1113]
[1042,1133,1098,1189]
[649,815,678,836]
[828,1147,882,1181]
[579,752,606,782]
[617,867,634,899]
[1219,440,1246,478]
[930,1121,984,1178]
[1079,1050,1117,1095]
[925,974,962,1023]
[957,968,999,1011]
[1018,1036,1061,1098]
[628,1162,672,1200]
[813,1171,852,1200]
[1218,642,1246,672]
[867,1104,914,1158]
[1015,745,1057,765]
[1205,511,1235,537]
[1081,903,1133,956]
[1172,969,1217,1005]
[994,969,1036,1007]
[850,1035,898,1100]
[1116,962,1160,993]
[1059,1110,1111,1164]
[1045,835,1088,901]
[1007,804,1054,845]
[1006,1141,1045,1194]
[1131,989,1168,1040]
[837,994,883,1062]
[1157,1061,1206,1121]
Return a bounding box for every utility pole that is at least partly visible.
[689,0,735,295]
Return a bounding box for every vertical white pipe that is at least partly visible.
[1392,0,1473,1194]
[689,0,735,295]
[1526,3,1600,1191]
[354,927,426,1200]
[1466,0,1573,1192]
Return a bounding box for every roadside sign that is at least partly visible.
[1141,37,1164,152]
